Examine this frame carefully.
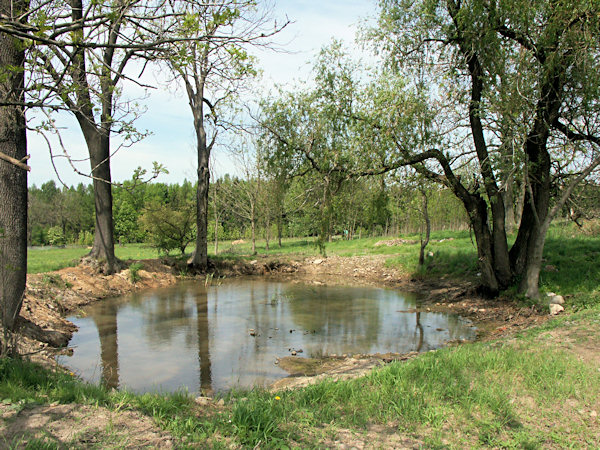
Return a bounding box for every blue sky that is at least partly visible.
[27,1,378,187]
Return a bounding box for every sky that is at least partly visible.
[27,0,379,188]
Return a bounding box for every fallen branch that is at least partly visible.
[0,152,31,171]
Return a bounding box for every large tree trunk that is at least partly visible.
[0,0,28,331]
[418,189,430,267]
[191,123,209,271]
[88,136,119,273]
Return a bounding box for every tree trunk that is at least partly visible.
[518,219,551,299]
[0,0,28,331]
[418,189,430,267]
[192,123,210,271]
[277,215,283,248]
[213,210,219,255]
[87,135,119,274]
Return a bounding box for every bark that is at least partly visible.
[0,0,28,331]
[418,189,430,267]
[69,0,120,274]
[192,120,210,270]
[88,137,118,272]
[277,215,283,247]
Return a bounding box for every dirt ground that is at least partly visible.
[2,253,556,448]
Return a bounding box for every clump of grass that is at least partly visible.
[128,262,143,283]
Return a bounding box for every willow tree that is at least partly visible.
[259,42,425,254]
[372,0,600,298]
[161,0,285,271]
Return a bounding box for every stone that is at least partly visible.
[549,303,564,315]
[313,259,323,265]
[548,294,565,305]
[195,396,211,406]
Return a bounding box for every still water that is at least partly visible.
[58,279,476,394]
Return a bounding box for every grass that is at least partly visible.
[27,244,162,274]
[2,305,600,447]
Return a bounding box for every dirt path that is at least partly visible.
[2,253,554,448]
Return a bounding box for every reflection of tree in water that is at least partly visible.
[142,287,196,347]
[92,302,119,389]
[414,311,424,352]
[196,289,212,393]
[285,285,383,352]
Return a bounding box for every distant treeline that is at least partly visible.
[28,175,472,250]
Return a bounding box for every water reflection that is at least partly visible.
[59,279,476,393]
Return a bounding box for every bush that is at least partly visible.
[77,230,94,246]
[129,262,143,283]
[47,226,65,247]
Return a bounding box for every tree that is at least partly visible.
[161,0,286,270]
[140,183,196,255]
[0,0,28,334]
[372,0,600,298]
[27,0,179,273]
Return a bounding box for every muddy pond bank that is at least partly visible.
[13,254,548,384]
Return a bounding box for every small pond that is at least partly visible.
[58,279,476,394]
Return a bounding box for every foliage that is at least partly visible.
[139,184,196,256]
[46,226,65,247]
[128,262,143,284]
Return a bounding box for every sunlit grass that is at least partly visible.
[27,244,162,274]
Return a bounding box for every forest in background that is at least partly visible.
[27,176,471,252]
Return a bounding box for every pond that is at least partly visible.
[58,279,476,394]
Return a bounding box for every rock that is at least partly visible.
[313,259,323,265]
[291,351,297,356]
[216,398,225,406]
[249,329,256,336]
[194,396,211,406]
[548,294,565,305]
[249,260,258,265]
[549,303,564,315]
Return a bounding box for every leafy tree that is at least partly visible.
[140,184,196,255]
[371,0,600,298]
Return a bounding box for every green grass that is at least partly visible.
[28,227,600,310]
[27,244,162,274]
[2,304,600,447]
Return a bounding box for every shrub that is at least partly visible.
[47,226,65,247]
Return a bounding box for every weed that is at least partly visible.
[128,262,143,283]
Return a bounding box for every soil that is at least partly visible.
[2,252,559,447]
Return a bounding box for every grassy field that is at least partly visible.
[28,225,600,309]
